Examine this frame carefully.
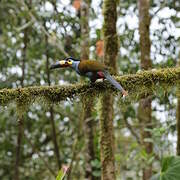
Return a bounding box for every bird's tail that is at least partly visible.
[103,71,128,97]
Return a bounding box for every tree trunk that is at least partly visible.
[138,98,152,180]
[138,0,152,179]
[176,54,180,155]
[80,1,95,179]
[44,23,61,168]
[138,0,152,69]
[14,118,23,180]
[100,0,118,179]
[82,99,95,179]
[177,98,180,155]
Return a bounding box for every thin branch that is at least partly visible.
[67,98,84,179]
[150,1,167,19]
[23,132,57,177]
[17,0,69,57]
[66,138,78,180]
[67,130,84,179]
[15,20,34,32]
[123,116,141,144]
[51,0,67,36]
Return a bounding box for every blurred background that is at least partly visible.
[0,0,180,179]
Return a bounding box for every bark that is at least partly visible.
[80,1,95,179]
[100,94,115,180]
[138,0,152,179]
[138,0,152,70]
[100,0,118,179]
[14,119,23,180]
[45,23,61,168]
[81,0,90,60]
[138,98,152,180]
[82,98,95,179]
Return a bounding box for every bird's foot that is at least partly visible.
[95,79,104,83]
[122,90,128,97]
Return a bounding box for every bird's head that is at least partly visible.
[50,57,80,70]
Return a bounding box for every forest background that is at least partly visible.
[0,0,180,180]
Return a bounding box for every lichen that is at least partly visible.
[0,67,179,110]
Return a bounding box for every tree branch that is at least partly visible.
[150,1,167,20]
[123,117,141,144]
[0,67,180,106]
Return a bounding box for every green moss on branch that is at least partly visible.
[0,67,180,106]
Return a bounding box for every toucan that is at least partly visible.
[50,57,128,96]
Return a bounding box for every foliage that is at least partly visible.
[151,156,180,180]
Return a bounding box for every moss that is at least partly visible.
[0,67,180,108]
[99,92,115,156]
[103,0,118,73]
[101,1,118,179]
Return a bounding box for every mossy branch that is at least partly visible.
[0,67,180,107]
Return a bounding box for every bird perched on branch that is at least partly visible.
[50,57,128,96]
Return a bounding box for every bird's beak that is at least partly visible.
[50,60,70,70]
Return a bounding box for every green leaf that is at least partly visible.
[152,156,180,180]
[56,169,64,180]
[91,159,101,168]
[56,165,69,180]
[92,170,101,177]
